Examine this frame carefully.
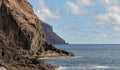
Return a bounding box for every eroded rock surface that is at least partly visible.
[0,0,74,70]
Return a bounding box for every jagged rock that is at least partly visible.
[42,23,66,44]
[0,0,74,70]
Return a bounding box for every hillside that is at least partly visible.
[42,23,66,44]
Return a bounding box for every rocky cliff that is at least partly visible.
[0,0,74,70]
[42,23,66,44]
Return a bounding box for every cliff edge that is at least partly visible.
[0,0,74,70]
[42,23,66,44]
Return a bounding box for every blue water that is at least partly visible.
[42,44,120,70]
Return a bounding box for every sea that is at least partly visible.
[42,44,120,70]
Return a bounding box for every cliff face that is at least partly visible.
[0,0,46,55]
[42,23,66,44]
[0,0,74,70]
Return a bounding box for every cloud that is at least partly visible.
[66,1,81,14]
[65,0,94,14]
[97,12,120,25]
[113,26,120,32]
[53,23,78,31]
[77,0,95,6]
[108,6,120,13]
[96,0,120,25]
[100,0,120,6]
[35,0,60,21]
[99,34,108,39]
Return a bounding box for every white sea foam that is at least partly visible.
[93,65,110,69]
[40,56,77,59]
[73,56,82,58]
[55,65,120,70]
[40,57,53,59]
[56,66,66,70]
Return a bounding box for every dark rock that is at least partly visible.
[42,23,66,44]
[0,0,74,70]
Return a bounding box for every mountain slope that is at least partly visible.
[42,23,66,44]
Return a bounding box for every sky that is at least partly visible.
[29,0,120,44]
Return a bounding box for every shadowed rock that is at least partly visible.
[42,23,66,44]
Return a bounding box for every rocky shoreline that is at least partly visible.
[0,0,74,70]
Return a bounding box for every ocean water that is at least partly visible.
[42,44,120,70]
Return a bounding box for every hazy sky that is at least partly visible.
[29,0,120,44]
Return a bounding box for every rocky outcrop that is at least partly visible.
[0,0,74,70]
[42,23,66,44]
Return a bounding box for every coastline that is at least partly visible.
[40,55,75,70]
[40,56,75,59]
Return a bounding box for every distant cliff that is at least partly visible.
[42,23,66,44]
[0,0,74,70]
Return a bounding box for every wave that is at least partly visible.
[92,65,120,69]
[40,56,81,59]
[93,65,110,69]
[72,56,82,58]
[56,65,120,70]
[56,66,66,70]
